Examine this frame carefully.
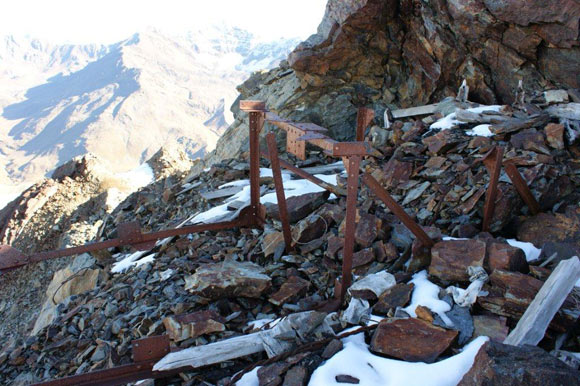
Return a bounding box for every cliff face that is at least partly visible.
[207,0,579,165]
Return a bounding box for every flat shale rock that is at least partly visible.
[429,240,486,282]
[373,283,414,315]
[472,315,509,342]
[184,260,271,300]
[292,215,328,244]
[371,318,458,363]
[517,207,580,254]
[163,311,225,342]
[487,243,528,273]
[266,192,329,224]
[269,276,310,306]
[458,341,580,386]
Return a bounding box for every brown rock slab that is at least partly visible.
[292,214,328,244]
[354,213,382,248]
[269,276,310,306]
[322,339,344,359]
[163,311,225,342]
[352,248,375,268]
[458,341,580,386]
[326,236,344,259]
[510,128,550,154]
[283,365,308,386]
[373,283,414,315]
[184,260,271,300]
[545,123,565,149]
[370,318,458,363]
[472,315,509,343]
[263,232,286,258]
[267,191,330,224]
[517,207,580,254]
[487,242,529,273]
[415,306,435,323]
[429,239,486,282]
[423,130,465,154]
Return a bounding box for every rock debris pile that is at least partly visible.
[1,89,580,385]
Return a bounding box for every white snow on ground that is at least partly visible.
[111,251,153,273]
[430,105,504,130]
[466,124,493,137]
[115,163,155,189]
[403,270,453,326]
[506,239,542,262]
[308,333,488,386]
[236,367,261,386]
[192,172,338,224]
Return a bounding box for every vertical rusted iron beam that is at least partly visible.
[362,174,435,248]
[482,147,504,232]
[249,111,265,221]
[503,162,541,215]
[266,133,293,253]
[356,107,375,142]
[340,155,361,303]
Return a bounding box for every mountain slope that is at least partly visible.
[0,28,299,206]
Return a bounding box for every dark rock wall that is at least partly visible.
[205,0,579,165]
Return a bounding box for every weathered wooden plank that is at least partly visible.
[391,104,438,119]
[545,103,580,120]
[504,256,580,346]
[200,186,244,200]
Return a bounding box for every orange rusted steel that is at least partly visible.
[266,133,293,253]
[482,146,504,232]
[356,107,375,142]
[362,174,435,248]
[340,155,361,303]
[503,162,541,215]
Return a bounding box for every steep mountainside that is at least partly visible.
[0,28,300,208]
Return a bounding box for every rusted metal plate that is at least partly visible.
[504,162,541,215]
[239,100,267,112]
[118,222,156,251]
[296,132,327,141]
[132,335,170,363]
[286,127,307,160]
[293,122,328,132]
[0,245,28,271]
[356,107,375,141]
[332,142,373,157]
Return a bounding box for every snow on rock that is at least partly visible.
[403,271,452,326]
[466,124,493,137]
[236,367,261,386]
[111,251,155,273]
[430,105,504,131]
[506,239,542,262]
[116,163,155,189]
[309,332,488,386]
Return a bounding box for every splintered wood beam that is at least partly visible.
[504,256,580,347]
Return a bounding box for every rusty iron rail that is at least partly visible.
[503,161,541,215]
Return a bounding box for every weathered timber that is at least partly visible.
[504,256,580,346]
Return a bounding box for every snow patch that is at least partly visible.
[466,124,493,137]
[403,270,452,326]
[236,367,261,386]
[309,333,488,386]
[430,105,503,130]
[111,251,154,273]
[116,163,155,189]
[506,239,542,262]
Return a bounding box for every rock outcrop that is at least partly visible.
[204,0,580,168]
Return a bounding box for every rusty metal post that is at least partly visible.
[265,133,293,253]
[482,147,504,232]
[249,111,265,219]
[356,107,375,142]
[340,156,361,303]
[362,174,435,248]
[503,162,541,215]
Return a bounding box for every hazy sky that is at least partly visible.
[0,0,328,43]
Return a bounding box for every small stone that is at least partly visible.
[322,339,344,359]
[269,276,310,306]
[354,214,382,248]
[487,242,528,273]
[373,283,414,315]
[335,374,360,384]
[292,215,328,244]
[349,271,396,300]
[258,362,291,386]
[545,123,565,149]
[282,365,308,386]
[263,232,286,258]
[472,315,509,342]
[415,305,434,322]
[371,318,458,363]
[163,311,225,342]
[429,240,486,282]
[352,248,375,268]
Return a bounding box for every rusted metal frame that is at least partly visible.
[340,155,361,303]
[482,146,504,232]
[356,107,375,142]
[362,174,435,248]
[265,133,293,253]
[34,336,187,386]
[260,149,346,197]
[503,162,541,215]
[1,212,254,272]
[249,111,266,224]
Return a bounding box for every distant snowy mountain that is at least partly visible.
[0,27,299,207]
